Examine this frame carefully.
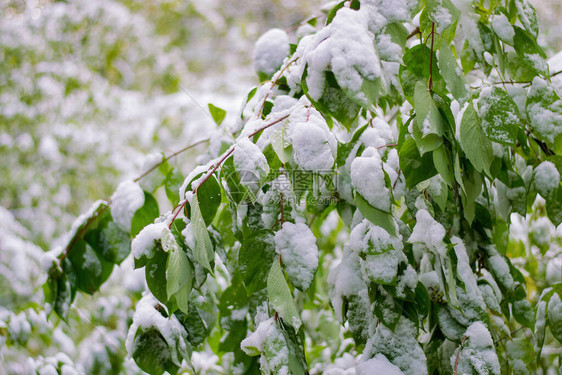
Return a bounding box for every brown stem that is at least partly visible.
[258,58,298,118]
[454,336,468,375]
[134,138,209,182]
[376,143,398,150]
[429,22,435,91]
[247,114,290,138]
[168,147,235,228]
[406,27,420,40]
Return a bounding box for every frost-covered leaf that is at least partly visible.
[351,147,392,212]
[526,78,562,151]
[426,0,459,35]
[506,338,535,374]
[460,102,493,176]
[513,27,547,75]
[515,0,538,38]
[84,209,131,264]
[267,260,301,329]
[478,87,521,146]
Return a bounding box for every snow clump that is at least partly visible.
[253,29,290,77]
[275,222,319,291]
[110,180,144,232]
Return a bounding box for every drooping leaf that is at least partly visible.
[267,260,301,329]
[459,102,493,176]
[191,195,215,274]
[354,193,396,236]
[239,230,276,294]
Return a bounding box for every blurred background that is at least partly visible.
[0,0,560,373]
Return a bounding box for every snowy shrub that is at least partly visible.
[4,0,562,374]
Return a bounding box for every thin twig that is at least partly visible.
[247,114,290,138]
[134,138,210,182]
[406,27,420,40]
[429,22,435,91]
[454,336,468,374]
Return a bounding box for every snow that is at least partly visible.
[253,29,290,76]
[408,209,447,257]
[125,294,188,367]
[241,318,273,356]
[233,137,270,192]
[527,78,562,145]
[548,293,561,334]
[275,222,319,291]
[478,87,519,144]
[491,14,514,44]
[356,353,404,375]
[487,252,516,291]
[452,322,500,375]
[546,256,562,285]
[131,222,166,261]
[533,161,560,198]
[431,6,453,33]
[367,318,427,374]
[290,121,335,171]
[302,8,381,103]
[351,147,391,212]
[110,180,145,233]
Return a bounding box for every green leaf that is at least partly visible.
[399,136,437,187]
[413,82,444,154]
[164,168,184,206]
[399,44,446,104]
[208,103,227,125]
[546,188,562,226]
[432,144,453,187]
[438,43,467,102]
[164,230,193,314]
[354,193,396,236]
[478,87,521,146]
[239,230,276,293]
[146,249,168,304]
[191,195,215,274]
[132,327,179,375]
[459,103,493,176]
[512,299,535,329]
[84,209,131,264]
[219,279,249,352]
[68,239,114,295]
[548,292,562,343]
[267,260,301,329]
[131,191,160,237]
[186,174,222,227]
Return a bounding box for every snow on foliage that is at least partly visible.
[253,29,290,77]
[452,322,501,375]
[275,222,319,291]
[351,147,391,212]
[533,161,560,198]
[131,222,167,260]
[110,180,144,232]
